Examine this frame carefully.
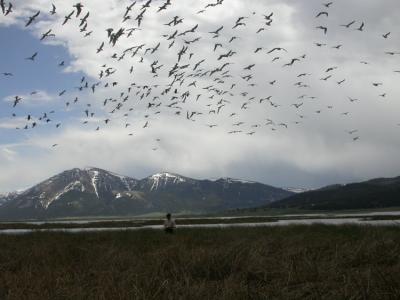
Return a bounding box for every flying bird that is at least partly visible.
[263,12,273,20]
[267,47,287,54]
[73,3,84,17]
[62,11,74,25]
[356,22,365,31]
[316,11,328,18]
[209,26,224,36]
[316,26,328,34]
[25,11,40,27]
[26,52,38,61]
[13,96,22,107]
[97,42,105,53]
[141,0,152,10]
[50,3,56,15]
[4,2,12,16]
[158,0,171,12]
[79,12,89,26]
[340,20,355,28]
[124,1,136,17]
[0,0,5,14]
[40,29,55,40]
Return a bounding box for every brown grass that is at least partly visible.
[0,225,399,299]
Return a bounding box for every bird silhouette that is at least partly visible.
[50,3,56,15]
[26,52,38,61]
[316,26,328,34]
[340,20,355,28]
[0,0,5,14]
[73,3,84,17]
[25,11,40,27]
[4,2,12,16]
[62,11,74,25]
[316,11,328,18]
[97,42,105,53]
[356,22,365,31]
[13,96,22,107]
[40,29,55,40]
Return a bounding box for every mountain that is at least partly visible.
[0,194,7,206]
[0,192,20,206]
[268,176,400,210]
[0,168,292,220]
[284,187,311,194]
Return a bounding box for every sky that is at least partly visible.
[0,0,399,193]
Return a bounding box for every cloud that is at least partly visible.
[3,90,54,106]
[1,147,17,161]
[0,117,26,129]
[0,0,400,193]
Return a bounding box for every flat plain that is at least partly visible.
[0,225,399,299]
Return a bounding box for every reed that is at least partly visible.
[0,225,399,299]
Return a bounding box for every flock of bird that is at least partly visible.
[1,0,399,149]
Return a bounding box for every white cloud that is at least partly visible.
[3,90,56,106]
[1,147,17,161]
[0,117,26,129]
[0,0,400,192]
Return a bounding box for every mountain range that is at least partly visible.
[0,167,292,220]
[267,176,400,210]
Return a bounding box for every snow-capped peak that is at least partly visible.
[83,166,98,172]
[148,172,186,191]
[0,191,21,206]
[151,172,183,179]
[0,190,23,198]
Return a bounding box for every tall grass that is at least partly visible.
[0,225,399,299]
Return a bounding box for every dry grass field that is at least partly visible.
[0,225,399,299]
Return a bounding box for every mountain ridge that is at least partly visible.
[267,175,400,210]
[0,167,292,220]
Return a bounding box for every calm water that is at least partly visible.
[5,210,400,226]
[0,217,399,235]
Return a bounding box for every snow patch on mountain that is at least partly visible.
[121,177,132,191]
[150,172,186,191]
[41,181,85,209]
[90,170,100,198]
[284,187,310,194]
[0,191,22,206]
